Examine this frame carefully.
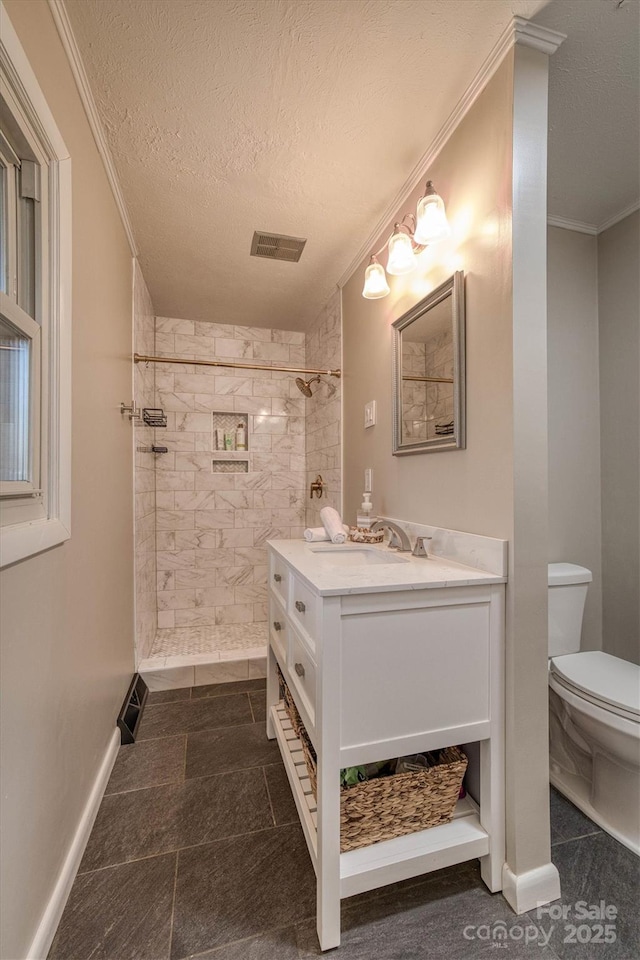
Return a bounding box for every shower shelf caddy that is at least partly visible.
[142,408,167,427]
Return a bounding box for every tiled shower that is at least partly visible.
[133,290,341,687]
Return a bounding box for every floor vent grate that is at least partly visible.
[117,674,149,744]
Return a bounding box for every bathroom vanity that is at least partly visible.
[266,532,507,950]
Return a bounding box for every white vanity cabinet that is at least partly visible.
[266,539,506,951]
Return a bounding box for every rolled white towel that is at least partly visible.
[303,525,349,542]
[320,506,347,544]
[304,527,330,542]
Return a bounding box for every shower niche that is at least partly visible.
[211,411,249,471]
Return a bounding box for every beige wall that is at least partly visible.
[342,46,556,888]
[598,211,640,665]
[547,226,602,650]
[342,60,515,537]
[0,4,136,958]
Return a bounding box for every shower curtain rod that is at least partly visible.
[133,354,341,378]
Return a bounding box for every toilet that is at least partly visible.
[548,562,640,855]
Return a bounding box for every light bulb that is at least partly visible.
[386,228,417,275]
[362,257,390,299]
[413,181,450,245]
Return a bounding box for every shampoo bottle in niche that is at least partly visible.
[356,493,375,530]
[236,422,246,450]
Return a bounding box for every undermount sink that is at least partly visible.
[309,546,409,566]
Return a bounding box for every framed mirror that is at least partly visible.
[392,271,465,455]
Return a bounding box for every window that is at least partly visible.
[1,136,42,516]
[0,3,71,566]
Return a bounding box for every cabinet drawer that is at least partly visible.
[289,574,317,652]
[269,601,288,666]
[270,555,289,606]
[289,627,316,724]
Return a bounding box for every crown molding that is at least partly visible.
[512,16,566,56]
[548,199,640,237]
[337,17,565,289]
[47,0,138,256]
[547,216,598,236]
[598,199,640,234]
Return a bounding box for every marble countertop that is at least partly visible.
[268,539,507,597]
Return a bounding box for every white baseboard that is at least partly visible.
[26,728,120,960]
[502,861,561,914]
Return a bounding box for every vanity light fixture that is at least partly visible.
[362,256,391,299]
[386,224,417,276]
[361,180,450,299]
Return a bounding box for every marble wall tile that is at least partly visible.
[193,548,237,568]
[157,590,197,611]
[157,551,196,570]
[194,393,235,413]
[153,316,308,632]
[252,378,291,399]
[156,316,195,335]
[233,324,272,341]
[273,328,305,344]
[215,566,254,586]
[213,376,254,396]
[216,528,255,548]
[155,492,176,512]
[253,341,290,363]
[157,570,174,591]
[157,510,196,530]
[156,473,196,494]
[214,338,254,359]
[195,586,236,606]
[305,290,342,529]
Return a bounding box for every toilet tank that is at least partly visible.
[548,563,593,657]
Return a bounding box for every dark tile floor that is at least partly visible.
[49,680,640,960]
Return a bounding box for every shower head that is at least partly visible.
[295,375,321,397]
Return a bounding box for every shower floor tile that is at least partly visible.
[140,624,267,691]
[150,622,267,657]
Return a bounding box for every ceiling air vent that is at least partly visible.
[250,231,307,263]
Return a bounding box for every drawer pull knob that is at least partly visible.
[295,600,306,614]
[273,621,282,632]
[273,573,282,583]
[294,662,305,678]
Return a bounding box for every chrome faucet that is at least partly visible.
[370,519,412,552]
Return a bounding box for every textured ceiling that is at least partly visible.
[66,0,637,329]
[535,0,639,228]
[66,0,548,329]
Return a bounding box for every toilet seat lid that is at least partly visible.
[551,652,640,718]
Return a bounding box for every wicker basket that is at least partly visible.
[278,667,319,795]
[277,667,467,852]
[337,746,467,851]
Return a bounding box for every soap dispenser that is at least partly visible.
[356,492,375,530]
